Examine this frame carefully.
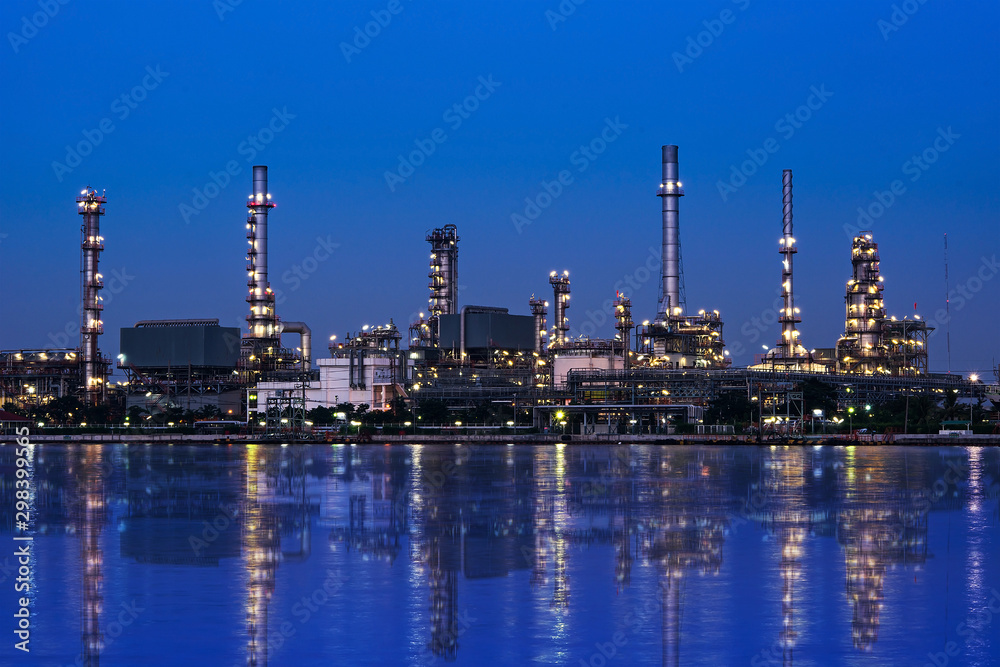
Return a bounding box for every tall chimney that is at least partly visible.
[246,166,276,338]
[657,145,684,319]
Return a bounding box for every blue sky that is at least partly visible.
[1,0,997,375]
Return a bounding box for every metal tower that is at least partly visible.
[549,271,570,348]
[77,187,108,405]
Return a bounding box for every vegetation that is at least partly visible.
[704,391,755,429]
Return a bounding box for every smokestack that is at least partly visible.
[247,166,276,338]
[777,169,801,358]
[657,145,684,319]
[77,187,107,406]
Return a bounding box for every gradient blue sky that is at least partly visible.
[1,0,997,375]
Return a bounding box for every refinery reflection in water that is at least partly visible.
[3,444,997,665]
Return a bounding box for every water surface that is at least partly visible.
[2,443,998,666]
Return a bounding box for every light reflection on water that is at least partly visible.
[1,444,998,666]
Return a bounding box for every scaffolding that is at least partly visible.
[636,310,729,369]
[0,349,85,409]
[548,271,571,348]
[883,317,932,376]
[265,391,307,436]
[77,187,110,405]
[427,225,459,344]
[837,232,888,374]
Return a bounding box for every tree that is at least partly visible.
[46,396,85,424]
[909,395,941,433]
[795,378,837,417]
[941,390,962,421]
[82,405,111,425]
[468,401,494,424]
[388,396,411,421]
[704,391,754,426]
[1,401,23,416]
[194,405,222,420]
[126,405,149,424]
[306,406,334,424]
[417,399,449,424]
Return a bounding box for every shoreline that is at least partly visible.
[3,433,998,446]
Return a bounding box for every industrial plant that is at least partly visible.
[1,145,993,435]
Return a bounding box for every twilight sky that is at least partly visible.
[1,0,997,376]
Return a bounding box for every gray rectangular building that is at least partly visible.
[120,320,241,370]
[439,311,535,352]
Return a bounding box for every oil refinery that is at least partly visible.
[1,146,995,435]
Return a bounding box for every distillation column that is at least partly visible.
[548,271,570,347]
[77,188,107,406]
[246,166,277,339]
[836,233,887,373]
[529,296,548,354]
[657,145,684,320]
[614,293,633,369]
[776,169,803,360]
[427,225,460,343]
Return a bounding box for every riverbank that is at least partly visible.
[3,432,998,445]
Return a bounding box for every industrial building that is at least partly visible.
[1,188,111,411]
[239,166,313,385]
[835,232,931,375]
[400,147,986,431]
[118,319,243,415]
[639,145,730,370]
[250,322,409,420]
[1,146,992,432]
[752,170,828,372]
